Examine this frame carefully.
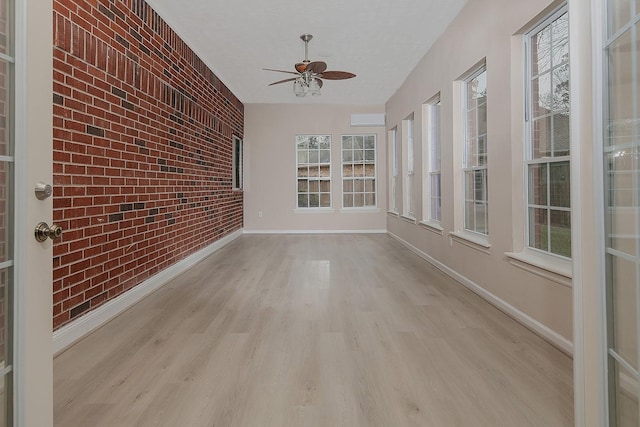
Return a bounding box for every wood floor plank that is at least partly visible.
[54,234,573,426]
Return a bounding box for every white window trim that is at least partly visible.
[295,134,332,209]
[462,65,489,236]
[523,5,571,261]
[402,115,416,220]
[341,134,378,209]
[388,127,399,214]
[422,94,442,226]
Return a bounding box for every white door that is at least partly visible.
[2,0,53,425]
[602,0,640,425]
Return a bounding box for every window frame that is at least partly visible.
[388,127,399,214]
[422,94,442,227]
[295,134,332,210]
[341,134,377,210]
[462,66,489,236]
[232,136,243,190]
[402,115,416,220]
[524,5,571,259]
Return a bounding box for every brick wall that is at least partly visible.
[52,0,244,330]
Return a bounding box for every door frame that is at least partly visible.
[571,0,610,425]
[13,0,53,425]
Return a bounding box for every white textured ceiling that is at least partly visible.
[145,0,467,105]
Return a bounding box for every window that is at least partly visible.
[232,136,243,190]
[402,115,415,219]
[463,67,488,234]
[423,96,442,223]
[342,135,376,208]
[296,135,331,208]
[525,8,570,257]
[388,127,398,213]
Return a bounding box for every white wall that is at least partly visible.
[244,104,387,233]
[385,0,573,346]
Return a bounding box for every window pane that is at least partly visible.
[0,60,9,157]
[364,179,374,192]
[610,358,640,427]
[354,136,364,149]
[319,165,330,178]
[465,201,475,230]
[607,31,633,148]
[532,25,551,75]
[608,0,631,36]
[343,194,353,208]
[607,149,637,256]
[298,194,309,208]
[609,254,638,370]
[364,164,375,178]
[309,193,320,208]
[553,113,570,156]
[475,202,488,234]
[364,136,375,149]
[549,210,571,257]
[343,136,353,149]
[364,149,375,162]
[297,179,308,192]
[0,162,7,264]
[532,116,552,158]
[549,161,570,207]
[552,64,570,113]
[474,169,487,202]
[528,163,548,205]
[478,103,487,137]
[464,171,474,201]
[365,193,375,206]
[319,180,330,193]
[551,13,569,66]
[529,208,549,251]
[343,150,353,162]
[466,138,478,167]
[343,180,353,193]
[319,193,331,208]
[309,150,319,164]
[533,72,552,118]
[0,0,8,55]
[354,150,363,162]
[319,150,330,164]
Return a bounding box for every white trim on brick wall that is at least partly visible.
[53,228,244,356]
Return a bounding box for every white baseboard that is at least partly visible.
[53,228,244,356]
[387,231,574,356]
[243,229,387,234]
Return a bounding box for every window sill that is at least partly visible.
[449,231,491,254]
[419,220,444,235]
[387,210,400,217]
[339,207,381,214]
[504,250,572,287]
[400,214,417,224]
[293,208,336,215]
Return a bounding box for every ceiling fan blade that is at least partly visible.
[320,71,356,80]
[268,77,298,86]
[263,68,300,75]
[306,61,327,74]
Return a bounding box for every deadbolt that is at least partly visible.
[34,222,63,242]
[35,182,53,200]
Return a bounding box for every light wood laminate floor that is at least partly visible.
[54,234,573,426]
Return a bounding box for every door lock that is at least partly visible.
[34,222,63,242]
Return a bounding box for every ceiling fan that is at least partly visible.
[264,34,356,97]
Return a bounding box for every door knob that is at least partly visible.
[34,222,63,242]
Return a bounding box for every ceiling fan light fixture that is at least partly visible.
[265,33,355,98]
[309,78,321,96]
[293,79,305,96]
